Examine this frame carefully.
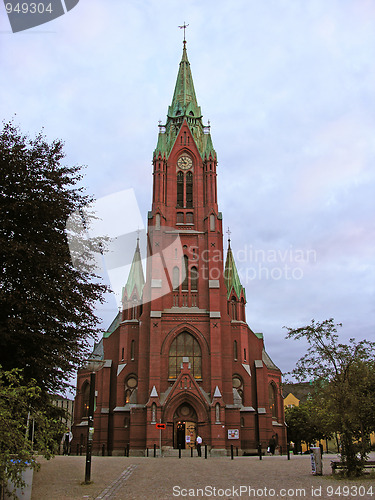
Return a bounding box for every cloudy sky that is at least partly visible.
[1,0,374,376]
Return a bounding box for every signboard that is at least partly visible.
[228,429,239,440]
[186,436,191,443]
[155,423,166,429]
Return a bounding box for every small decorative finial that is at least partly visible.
[178,22,189,43]
[226,227,231,246]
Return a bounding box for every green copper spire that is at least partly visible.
[168,42,201,120]
[124,238,145,299]
[224,239,245,300]
[154,41,216,161]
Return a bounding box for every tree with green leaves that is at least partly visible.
[0,368,65,498]
[285,318,375,477]
[285,398,330,453]
[0,121,108,393]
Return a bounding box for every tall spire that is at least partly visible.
[168,41,201,120]
[154,35,216,160]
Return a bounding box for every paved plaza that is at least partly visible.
[30,453,375,500]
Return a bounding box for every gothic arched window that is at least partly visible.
[186,171,193,208]
[231,298,237,320]
[172,266,180,290]
[81,381,90,418]
[155,213,161,230]
[190,266,198,291]
[269,382,278,420]
[215,403,220,423]
[210,214,215,231]
[182,255,188,291]
[233,340,238,361]
[177,171,184,207]
[168,332,202,379]
[151,403,157,423]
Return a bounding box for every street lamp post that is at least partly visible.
[84,359,105,484]
[85,371,96,484]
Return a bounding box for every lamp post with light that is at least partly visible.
[84,359,105,484]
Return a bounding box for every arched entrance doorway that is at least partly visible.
[173,403,197,449]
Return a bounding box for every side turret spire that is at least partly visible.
[123,238,145,300]
[224,238,246,300]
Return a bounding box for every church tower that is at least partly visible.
[72,39,286,456]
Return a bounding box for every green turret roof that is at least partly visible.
[123,239,145,299]
[224,241,246,300]
[154,42,216,161]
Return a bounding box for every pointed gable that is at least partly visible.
[162,358,210,411]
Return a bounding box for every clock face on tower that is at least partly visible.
[177,155,193,170]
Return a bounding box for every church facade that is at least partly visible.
[72,41,286,456]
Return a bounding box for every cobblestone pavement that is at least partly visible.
[31,453,375,500]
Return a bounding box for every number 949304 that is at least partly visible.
[5,3,53,14]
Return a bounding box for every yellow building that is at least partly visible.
[283,392,300,409]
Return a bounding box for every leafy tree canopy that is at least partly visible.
[0,367,65,497]
[0,121,108,392]
[285,398,330,449]
[285,319,375,476]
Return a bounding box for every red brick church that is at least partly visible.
[72,39,286,456]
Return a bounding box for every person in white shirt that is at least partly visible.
[196,435,202,457]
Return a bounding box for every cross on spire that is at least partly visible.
[226,227,231,245]
[178,22,189,43]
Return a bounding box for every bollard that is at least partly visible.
[287,443,290,460]
[127,443,130,457]
[310,447,322,475]
[102,444,105,456]
[258,444,262,461]
[236,447,238,457]
[279,446,282,456]
[76,444,79,455]
[231,445,234,460]
[179,444,181,459]
[154,444,156,458]
[80,445,83,456]
[147,448,149,457]
[205,445,207,459]
[191,447,193,457]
